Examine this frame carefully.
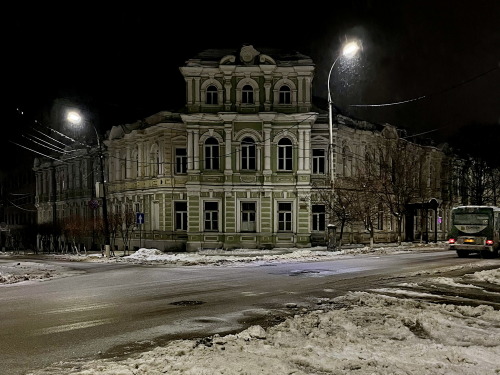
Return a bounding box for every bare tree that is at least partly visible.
[312,180,356,248]
[117,209,136,255]
[375,132,424,244]
[60,215,91,255]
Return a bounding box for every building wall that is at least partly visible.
[34,45,455,252]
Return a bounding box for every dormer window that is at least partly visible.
[206,85,218,105]
[242,84,254,104]
[278,85,291,104]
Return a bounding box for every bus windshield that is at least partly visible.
[453,213,489,225]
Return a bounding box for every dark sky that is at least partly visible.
[4,1,500,167]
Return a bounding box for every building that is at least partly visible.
[34,45,455,252]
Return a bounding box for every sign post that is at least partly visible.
[136,213,144,249]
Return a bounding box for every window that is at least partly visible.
[204,137,220,170]
[206,85,218,105]
[175,148,187,174]
[152,201,159,230]
[131,150,139,178]
[241,137,256,170]
[175,201,188,231]
[312,149,325,174]
[278,202,293,231]
[150,145,160,176]
[342,146,352,177]
[377,203,384,230]
[278,138,293,171]
[134,202,140,213]
[121,156,126,179]
[204,201,219,231]
[242,84,254,104]
[278,85,291,104]
[312,204,326,231]
[241,202,256,232]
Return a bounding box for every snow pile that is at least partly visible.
[26,290,500,375]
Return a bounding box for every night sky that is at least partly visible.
[4,1,499,168]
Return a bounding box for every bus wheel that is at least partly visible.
[457,251,468,258]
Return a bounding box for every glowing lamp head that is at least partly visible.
[486,239,494,245]
[342,41,360,58]
[448,238,456,244]
[67,111,82,125]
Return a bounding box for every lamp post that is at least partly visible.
[327,40,361,187]
[67,110,111,256]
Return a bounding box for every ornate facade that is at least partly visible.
[34,45,454,252]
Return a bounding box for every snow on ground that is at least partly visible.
[2,243,500,374]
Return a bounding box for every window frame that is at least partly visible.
[312,204,326,231]
[312,148,326,174]
[175,201,188,231]
[278,85,291,104]
[206,85,218,105]
[203,201,219,231]
[278,138,293,171]
[240,201,257,232]
[277,201,293,232]
[242,84,254,104]
[204,137,220,171]
[241,137,256,171]
[175,148,187,174]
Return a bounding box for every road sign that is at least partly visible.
[136,212,145,225]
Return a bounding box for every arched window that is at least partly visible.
[204,137,220,170]
[242,84,254,104]
[131,149,139,179]
[278,85,291,104]
[206,85,218,105]
[150,145,160,176]
[241,137,256,170]
[342,145,352,177]
[278,138,293,171]
[121,153,127,179]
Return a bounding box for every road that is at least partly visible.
[0,250,498,375]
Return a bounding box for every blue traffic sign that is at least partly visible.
[136,212,145,225]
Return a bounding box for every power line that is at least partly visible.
[349,65,499,108]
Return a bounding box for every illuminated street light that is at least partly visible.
[66,110,111,256]
[327,40,361,186]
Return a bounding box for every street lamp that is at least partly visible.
[327,40,361,186]
[67,110,111,256]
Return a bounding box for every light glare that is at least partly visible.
[342,41,360,58]
[67,111,82,125]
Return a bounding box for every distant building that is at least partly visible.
[34,45,457,251]
[0,167,37,250]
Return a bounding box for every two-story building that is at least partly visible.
[34,45,454,252]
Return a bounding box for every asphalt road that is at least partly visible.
[0,250,498,375]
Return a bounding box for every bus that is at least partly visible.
[448,205,500,258]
